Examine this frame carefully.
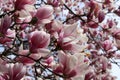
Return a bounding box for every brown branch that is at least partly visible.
[63,4,86,23]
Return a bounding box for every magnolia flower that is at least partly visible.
[15,0,35,10]
[29,30,50,52]
[102,40,113,51]
[45,20,88,53]
[0,63,26,80]
[15,31,50,65]
[56,22,87,52]
[34,5,54,24]
[53,51,89,79]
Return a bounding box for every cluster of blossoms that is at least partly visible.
[0,0,120,80]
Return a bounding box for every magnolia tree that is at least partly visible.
[0,0,120,80]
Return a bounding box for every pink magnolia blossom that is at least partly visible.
[0,63,26,80]
[29,30,50,52]
[45,20,88,53]
[52,22,88,53]
[102,40,113,51]
[53,51,89,79]
[16,30,51,65]
[34,5,54,24]
[14,0,35,10]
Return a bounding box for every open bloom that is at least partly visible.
[45,20,88,53]
[29,30,50,52]
[0,63,26,80]
[16,31,50,65]
[53,51,89,79]
[102,40,113,51]
[34,5,54,24]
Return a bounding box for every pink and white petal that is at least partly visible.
[58,51,67,65]
[69,55,78,69]
[14,66,26,80]
[13,63,24,78]
[36,5,53,20]
[63,22,78,37]
[0,65,8,73]
[6,29,15,38]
